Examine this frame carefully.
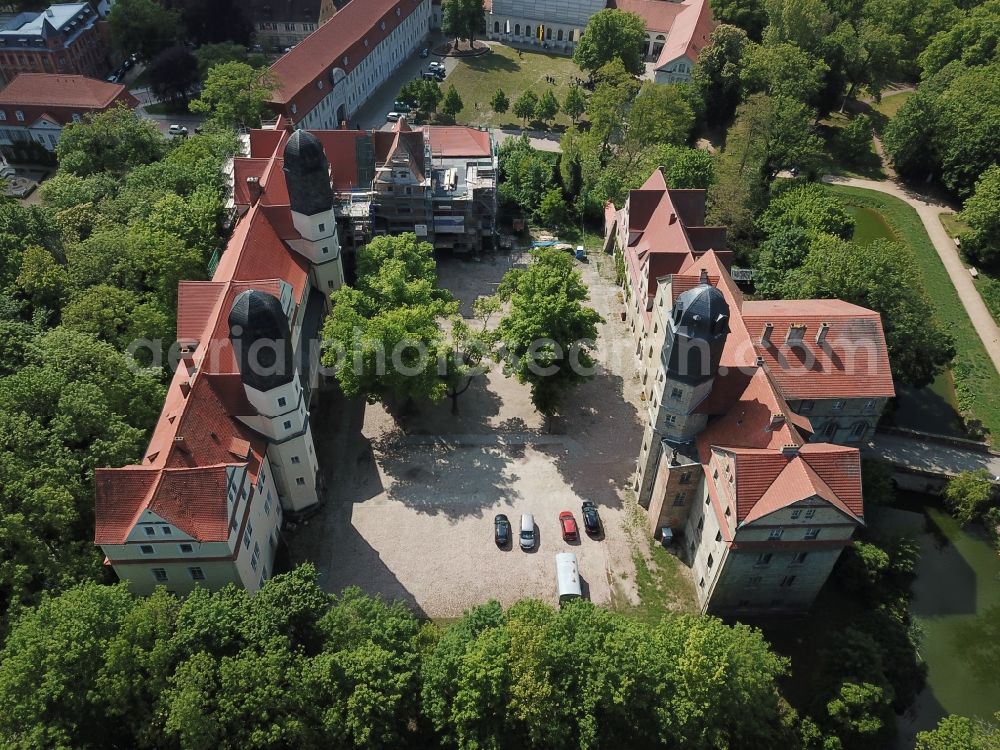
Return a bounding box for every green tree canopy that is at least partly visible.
[399,78,443,114]
[56,105,167,177]
[321,234,457,405]
[490,87,510,115]
[495,249,603,420]
[694,24,750,121]
[512,89,539,125]
[782,236,956,386]
[190,62,278,130]
[959,165,1000,266]
[441,84,464,119]
[107,0,182,60]
[442,0,486,46]
[573,9,647,74]
[758,182,855,239]
[563,85,587,123]
[535,89,560,124]
[944,469,996,525]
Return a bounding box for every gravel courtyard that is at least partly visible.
[291,251,651,618]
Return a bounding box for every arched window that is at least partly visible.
[515,23,520,35]
[525,25,531,37]
[546,27,552,39]
[557,28,563,41]
[494,21,499,33]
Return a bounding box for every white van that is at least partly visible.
[556,552,582,605]
[519,513,535,550]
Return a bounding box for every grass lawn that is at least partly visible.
[445,44,586,130]
[824,184,1000,438]
[873,90,914,121]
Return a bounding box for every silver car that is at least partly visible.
[519,513,535,551]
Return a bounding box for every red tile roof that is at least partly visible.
[657,0,715,68]
[742,299,895,399]
[268,0,426,117]
[611,0,688,32]
[423,125,492,157]
[0,73,138,111]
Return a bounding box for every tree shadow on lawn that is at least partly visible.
[466,52,520,73]
[541,364,644,512]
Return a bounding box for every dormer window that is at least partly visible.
[786,324,806,344]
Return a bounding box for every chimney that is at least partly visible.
[45,8,53,16]
[767,413,785,431]
[173,436,190,454]
[786,324,806,345]
[760,322,773,346]
[246,176,261,204]
[699,268,708,285]
[816,322,830,345]
[781,444,800,456]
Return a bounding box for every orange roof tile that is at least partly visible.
[0,73,138,110]
[423,125,492,157]
[742,299,895,399]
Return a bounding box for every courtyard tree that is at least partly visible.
[497,135,553,216]
[944,469,995,525]
[513,90,539,126]
[535,187,569,226]
[573,9,647,75]
[441,84,464,120]
[916,713,1000,749]
[535,89,560,125]
[490,87,510,115]
[757,182,855,240]
[190,62,278,130]
[442,0,486,48]
[740,41,829,104]
[693,24,750,121]
[399,79,443,114]
[146,45,200,107]
[495,248,603,424]
[321,233,457,407]
[959,165,1000,266]
[563,85,587,124]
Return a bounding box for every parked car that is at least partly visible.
[168,124,188,136]
[494,514,511,547]
[393,100,411,112]
[386,111,403,122]
[428,60,444,70]
[519,513,536,551]
[581,500,601,536]
[421,70,438,81]
[105,73,120,83]
[419,47,429,58]
[559,511,579,542]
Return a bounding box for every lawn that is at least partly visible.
[873,90,914,121]
[824,184,1000,439]
[444,44,586,130]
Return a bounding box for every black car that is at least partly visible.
[419,47,429,58]
[494,514,511,547]
[581,501,600,536]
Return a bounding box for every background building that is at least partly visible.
[267,0,432,129]
[0,73,137,153]
[233,117,497,255]
[485,0,714,79]
[248,0,324,52]
[0,2,109,86]
[607,168,894,616]
[95,130,343,596]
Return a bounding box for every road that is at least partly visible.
[822,174,1000,377]
[865,433,1000,478]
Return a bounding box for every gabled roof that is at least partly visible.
[0,74,138,120]
[656,0,715,68]
[742,299,895,399]
[268,0,425,115]
[422,125,492,158]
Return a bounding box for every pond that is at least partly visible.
[874,498,1000,746]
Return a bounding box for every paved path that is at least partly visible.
[822,174,1000,376]
[866,433,1000,478]
[493,128,562,152]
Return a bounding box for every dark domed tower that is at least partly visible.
[282,129,343,302]
[229,289,320,511]
[636,275,731,511]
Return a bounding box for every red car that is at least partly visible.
[559,511,579,542]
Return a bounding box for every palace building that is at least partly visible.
[485,0,714,82]
[605,168,895,615]
[94,129,344,596]
[266,0,432,130]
